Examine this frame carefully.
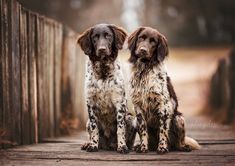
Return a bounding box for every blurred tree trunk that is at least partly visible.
[228,48,235,122]
[208,47,235,124]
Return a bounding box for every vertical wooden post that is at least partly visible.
[20,7,30,145]
[48,20,55,138]
[0,0,4,149]
[2,0,11,148]
[8,0,21,146]
[60,27,86,134]
[53,23,62,136]
[27,11,38,144]
[36,16,46,142]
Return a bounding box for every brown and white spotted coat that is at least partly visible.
[77,24,136,153]
[128,27,193,154]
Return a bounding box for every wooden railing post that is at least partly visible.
[0,0,86,148]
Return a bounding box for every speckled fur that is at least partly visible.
[130,61,191,153]
[83,60,136,153]
[77,24,136,153]
[128,27,193,154]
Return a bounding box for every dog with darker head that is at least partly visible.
[128,27,200,154]
[77,24,136,153]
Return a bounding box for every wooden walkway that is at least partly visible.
[1,115,235,166]
[1,48,235,165]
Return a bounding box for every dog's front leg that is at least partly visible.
[116,103,129,154]
[86,104,99,152]
[157,103,173,154]
[134,106,148,153]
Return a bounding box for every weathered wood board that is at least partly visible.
[1,115,235,166]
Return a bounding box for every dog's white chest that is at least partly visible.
[95,80,114,109]
[85,59,125,116]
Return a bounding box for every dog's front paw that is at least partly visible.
[134,144,148,153]
[117,145,129,154]
[83,143,98,152]
[81,142,90,150]
[157,146,169,154]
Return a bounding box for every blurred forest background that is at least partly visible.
[18,0,235,46]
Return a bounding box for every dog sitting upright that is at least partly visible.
[77,24,136,153]
[128,27,200,154]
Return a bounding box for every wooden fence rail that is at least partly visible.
[208,47,235,124]
[0,0,86,149]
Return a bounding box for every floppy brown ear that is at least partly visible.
[128,27,144,51]
[108,25,127,49]
[128,27,144,63]
[77,27,93,55]
[157,34,169,62]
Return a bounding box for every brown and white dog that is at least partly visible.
[128,27,200,154]
[77,24,136,153]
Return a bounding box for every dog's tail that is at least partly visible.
[185,136,201,150]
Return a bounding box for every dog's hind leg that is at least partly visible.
[170,114,198,152]
[174,115,191,152]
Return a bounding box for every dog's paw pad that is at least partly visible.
[157,147,169,154]
[117,145,129,154]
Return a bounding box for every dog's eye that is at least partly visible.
[93,34,99,40]
[139,35,146,41]
[150,38,157,44]
[104,32,111,39]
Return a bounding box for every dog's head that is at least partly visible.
[77,24,127,62]
[128,27,168,64]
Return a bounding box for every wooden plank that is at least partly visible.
[43,20,49,138]
[75,34,86,128]
[19,7,30,145]
[2,159,234,166]
[37,17,54,141]
[48,20,55,138]
[1,141,235,165]
[53,23,62,136]
[1,113,235,165]
[0,0,4,149]
[8,0,21,146]
[3,143,235,157]
[60,28,86,134]
[61,29,74,135]
[27,11,38,144]
[2,0,11,149]
[36,16,46,142]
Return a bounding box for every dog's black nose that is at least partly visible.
[140,47,148,55]
[98,46,106,53]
